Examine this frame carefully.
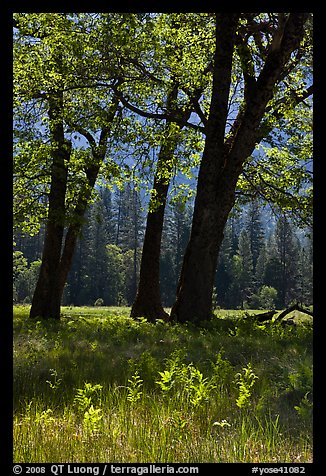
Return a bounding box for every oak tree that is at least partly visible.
[171,13,312,322]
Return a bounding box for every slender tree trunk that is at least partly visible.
[130,175,170,322]
[171,13,308,324]
[131,85,189,322]
[130,141,176,321]
[58,158,103,298]
[131,187,139,303]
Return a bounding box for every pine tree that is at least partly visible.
[83,200,111,304]
[159,204,178,307]
[114,184,143,304]
[105,244,126,306]
[255,242,267,290]
[115,184,143,250]
[263,234,283,308]
[245,201,265,272]
[64,232,87,306]
[297,234,313,306]
[159,199,193,307]
[64,190,117,306]
[237,228,254,308]
[275,215,301,307]
[263,216,301,308]
[99,187,117,244]
[215,222,234,308]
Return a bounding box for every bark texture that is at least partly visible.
[130,84,191,322]
[171,14,239,323]
[171,13,308,323]
[130,134,176,322]
[30,94,70,319]
[30,99,118,319]
[130,176,170,322]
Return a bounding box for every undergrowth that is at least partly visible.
[13,305,313,463]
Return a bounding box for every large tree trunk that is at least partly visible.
[171,151,239,323]
[171,13,308,324]
[29,219,66,319]
[171,14,239,323]
[31,155,103,319]
[30,94,70,319]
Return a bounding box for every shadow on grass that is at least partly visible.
[13,306,313,417]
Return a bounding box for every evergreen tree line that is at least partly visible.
[13,186,313,310]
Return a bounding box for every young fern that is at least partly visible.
[73,382,103,413]
[126,372,143,404]
[235,363,259,409]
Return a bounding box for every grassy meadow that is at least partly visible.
[13,305,313,463]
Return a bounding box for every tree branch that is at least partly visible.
[235,31,256,100]
[111,85,205,132]
[66,121,97,149]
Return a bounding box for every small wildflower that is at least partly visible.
[212,419,231,428]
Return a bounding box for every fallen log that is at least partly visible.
[253,310,277,323]
[274,303,313,322]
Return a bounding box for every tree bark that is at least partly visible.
[130,134,177,322]
[30,93,70,319]
[171,160,239,323]
[171,13,308,324]
[254,310,277,322]
[30,100,118,318]
[58,160,101,298]
[57,116,117,305]
[130,84,191,322]
[171,14,239,323]
[130,176,170,322]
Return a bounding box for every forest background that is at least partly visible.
[14,187,313,311]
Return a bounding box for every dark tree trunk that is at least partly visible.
[274,303,313,322]
[171,14,239,323]
[31,155,102,319]
[58,156,103,298]
[171,155,239,323]
[254,310,277,322]
[171,13,308,324]
[131,85,189,322]
[57,114,117,303]
[30,99,117,318]
[130,133,177,322]
[29,219,66,319]
[30,94,70,319]
[130,175,170,322]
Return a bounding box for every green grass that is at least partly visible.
[13,305,313,463]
